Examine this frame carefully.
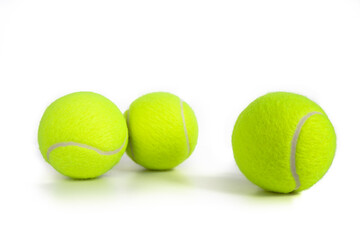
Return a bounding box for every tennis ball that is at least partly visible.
[232,92,336,193]
[38,92,128,179]
[125,92,198,170]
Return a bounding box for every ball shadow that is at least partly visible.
[41,175,118,200]
[126,169,192,193]
[112,154,192,192]
[189,173,301,203]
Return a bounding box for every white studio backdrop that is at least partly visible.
[0,0,359,239]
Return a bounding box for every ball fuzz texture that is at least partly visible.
[125,92,198,170]
[38,92,128,179]
[232,92,336,193]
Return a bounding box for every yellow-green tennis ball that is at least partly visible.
[38,92,128,179]
[125,92,198,170]
[232,92,336,193]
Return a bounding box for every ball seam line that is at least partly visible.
[46,138,127,163]
[290,111,322,191]
[180,99,191,156]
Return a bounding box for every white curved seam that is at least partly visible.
[127,110,135,161]
[290,111,322,191]
[180,99,191,156]
[46,138,127,162]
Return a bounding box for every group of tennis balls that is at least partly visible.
[38,91,336,193]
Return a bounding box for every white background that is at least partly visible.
[1,0,359,239]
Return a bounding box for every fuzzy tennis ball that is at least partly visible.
[38,92,128,179]
[125,92,198,170]
[232,92,336,193]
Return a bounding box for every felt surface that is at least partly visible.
[126,92,198,170]
[38,92,128,179]
[232,92,336,193]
